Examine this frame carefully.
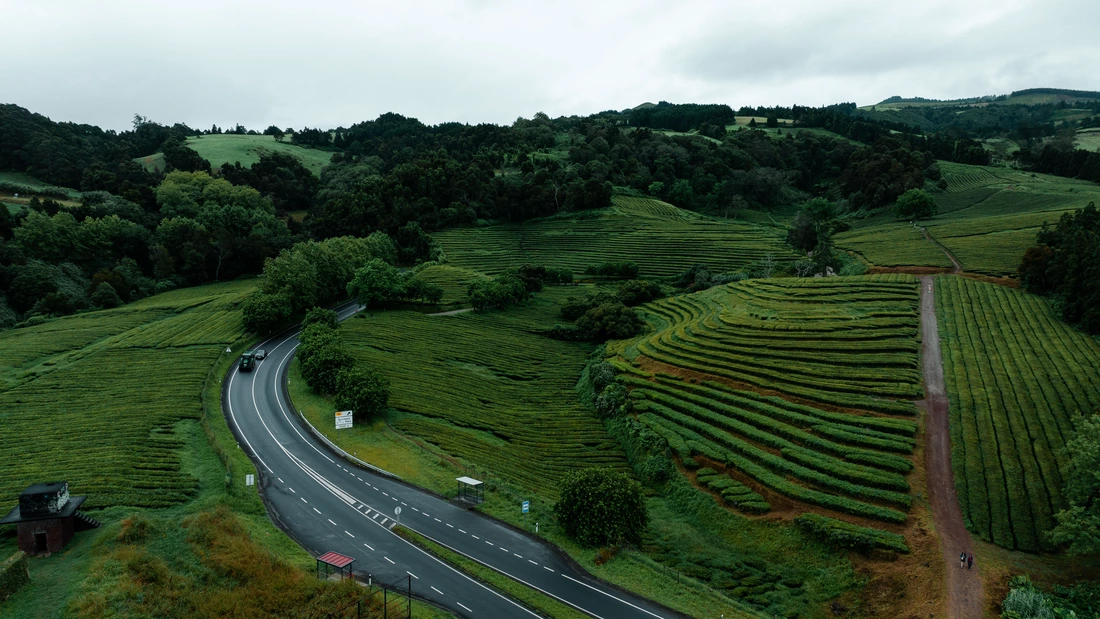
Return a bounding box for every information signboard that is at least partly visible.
[335,410,353,429]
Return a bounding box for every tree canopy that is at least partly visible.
[554,468,648,547]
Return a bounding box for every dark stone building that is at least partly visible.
[0,482,99,555]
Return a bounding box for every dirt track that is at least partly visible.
[918,276,984,618]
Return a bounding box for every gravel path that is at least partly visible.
[918,276,984,618]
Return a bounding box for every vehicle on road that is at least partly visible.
[238,352,256,372]
[254,349,266,361]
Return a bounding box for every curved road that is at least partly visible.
[224,303,681,619]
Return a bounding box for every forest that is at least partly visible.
[2,97,1099,328]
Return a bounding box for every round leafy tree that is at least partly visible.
[335,366,390,421]
[893,188,938,220]
[554,468,647,547]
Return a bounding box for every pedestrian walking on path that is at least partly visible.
[967,553,974,570]
[959,551,966,568]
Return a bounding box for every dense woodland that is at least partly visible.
[2,97,1100,327]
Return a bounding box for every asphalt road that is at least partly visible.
[223,303,681,619]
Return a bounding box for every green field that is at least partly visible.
[433,196,798,277]
[1077,127,1100,152]
[135,134,335,176]
[936,276,1100,552]
[336,286,628,492]
[410,264,483,306]
[0,171,82,199]
[608,275,921,527]
[0,281,255,511]
[835,162,1100,275]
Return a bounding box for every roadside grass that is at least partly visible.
[184,134,335,176]
[433,195,797,277]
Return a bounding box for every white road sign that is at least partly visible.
[335,410,353,429]
[245,474,254,486]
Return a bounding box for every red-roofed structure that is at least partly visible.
[317,551,355,580]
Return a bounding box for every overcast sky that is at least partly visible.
[2,0,1097,132]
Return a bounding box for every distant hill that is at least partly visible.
[869,88,1100,110]
[135,134,334,176]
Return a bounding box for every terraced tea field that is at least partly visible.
[609,275,921,527]
[411,264,482,305]
[835,162,1100,276]
[0,281,254,512]
[936,276,1100,551]
[340,286,627,494]
[433,196,797,277]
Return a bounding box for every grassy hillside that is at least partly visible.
[135,134,334,176]
[1077,127,1100,152]
[293,283,861,618]
[936,276,1100,552]
[835,162,1100,275]
[433,196,797,277]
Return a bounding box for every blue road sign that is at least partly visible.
[522,500,529,514]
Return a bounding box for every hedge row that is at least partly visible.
[794,514,910,554]
[0,552,29,603]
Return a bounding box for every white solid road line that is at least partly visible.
[560,574,665,619]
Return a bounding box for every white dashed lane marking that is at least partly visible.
[431,586,443,595]
[384,556,395,565]
[407,571,418,580]
[363,543,374,551]
[457,602,472,612]
[327,519,337,526]
[345,531,354,538]
[312,508,321,514]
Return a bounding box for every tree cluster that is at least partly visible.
[554,291,644,342]
[296,308,390,421]
[1019,202,1100,334]
[346,258,444,309]
[242,234,396,334]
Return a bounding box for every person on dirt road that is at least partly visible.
[967,553,974,570]
[959,551,966,568]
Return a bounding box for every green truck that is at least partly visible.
[238,352,256,372]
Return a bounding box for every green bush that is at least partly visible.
[617,279,663,306]
[595,383,630,419]
[575,303,643,341]
[347,258,405,308]
[297,323,354,394]
[584,261,639,278]
[334,366,390,421]
[794,513,909,553]
[0,552,29,603]
[302,307,340,330]
[554,468,648,547]
[241,292,292,334]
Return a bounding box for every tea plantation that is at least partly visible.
[936,276,1100,551]
[835,162,1100,276]
[0,281,255,512]
[433,196,798,277]
[608,275,922,528]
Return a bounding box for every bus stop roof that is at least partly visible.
[455,476,483,486]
